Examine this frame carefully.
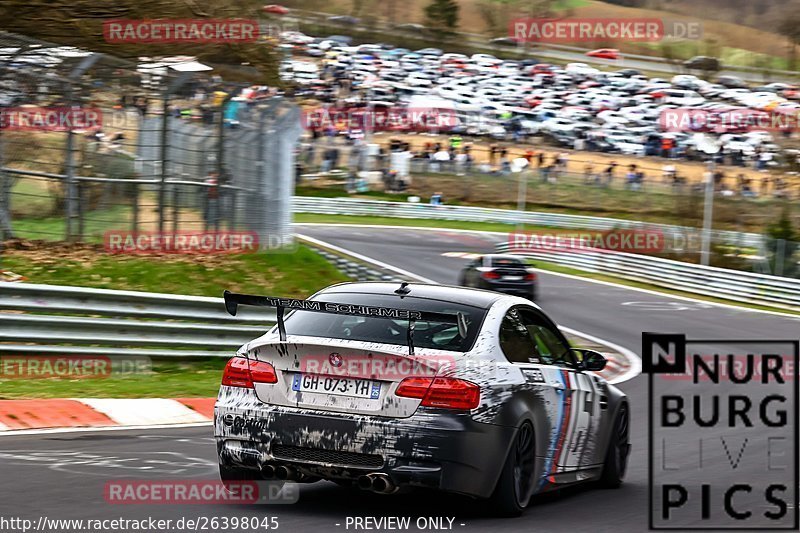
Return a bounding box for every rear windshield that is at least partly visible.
[490,257,525,267]
[282,293,487,352]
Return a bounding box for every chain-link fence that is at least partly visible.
[0,32,301,250]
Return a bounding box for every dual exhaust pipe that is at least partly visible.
[261,464,396,493]
[357,473,397,494]
[261,464,298,481]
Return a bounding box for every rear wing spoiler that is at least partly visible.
[223,290,467,355]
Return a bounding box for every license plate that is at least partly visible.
[291,374,381,399]
[504,275,523,281]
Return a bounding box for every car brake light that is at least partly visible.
[250,360,279,384]
[221,357,252,388]
[394,377,430,399]
[480,270,501,280]
[396,377,480,410]
[222,356,277,388]
[525,272,536,281]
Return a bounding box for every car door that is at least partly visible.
[513,307,603,472]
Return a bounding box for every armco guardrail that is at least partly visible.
[292,196,762,248]
[495,243,800,310]
[0,283,276,357]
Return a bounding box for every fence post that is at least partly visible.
[776,238,786,278]
[131,181,139,235]
[158,71,192,236]
[0,126,13,240]
[63,53,102,242]
[158,91,170,236]
[64,87,78,242]
[172,183,179,234]
[77,179,85,241]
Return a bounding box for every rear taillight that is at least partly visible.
[249,360,279,384]
[394,377,430,399]
[221,357,252,388]
[525,272,536,281]
[480,270,501,280]
[396,377,480,410]
[222,356,277,388]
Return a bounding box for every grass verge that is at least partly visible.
[0,243,349,297]
[0,243,350,399]
[0,358,229,400]
[296,212,547,233]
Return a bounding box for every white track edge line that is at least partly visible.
[0,421,211,437]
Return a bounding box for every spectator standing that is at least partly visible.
[625,164,637,190]
[661,137,674,158]
[584,163,595,184]
[604,162,617,186]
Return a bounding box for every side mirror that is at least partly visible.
[571,349,607,371]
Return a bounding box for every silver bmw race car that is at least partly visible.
[214,282,629,516]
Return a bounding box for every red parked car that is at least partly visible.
[263,4,290,15]
[586,48,620,60]
[528,63,554,75]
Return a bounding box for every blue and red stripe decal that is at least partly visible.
[538,369,572,490]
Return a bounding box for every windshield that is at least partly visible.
[282,293,487,352]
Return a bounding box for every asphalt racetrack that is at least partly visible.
[2,225,798,532]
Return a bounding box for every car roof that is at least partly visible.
[317,281,504,309]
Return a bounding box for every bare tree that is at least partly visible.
[0,0,279,83]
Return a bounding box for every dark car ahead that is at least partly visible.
[684,56,721,71]
[458,254,537,300]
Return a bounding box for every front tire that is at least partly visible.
[599,404,630,488]
[488,422,537,517]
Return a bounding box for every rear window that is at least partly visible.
[490,257,525,267]
[282,293,487,352]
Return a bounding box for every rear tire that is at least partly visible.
[599,404,630,488]
[488,422,536,517]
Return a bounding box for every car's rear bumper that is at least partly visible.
[480,280,536,297]
[214,386,515,498]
